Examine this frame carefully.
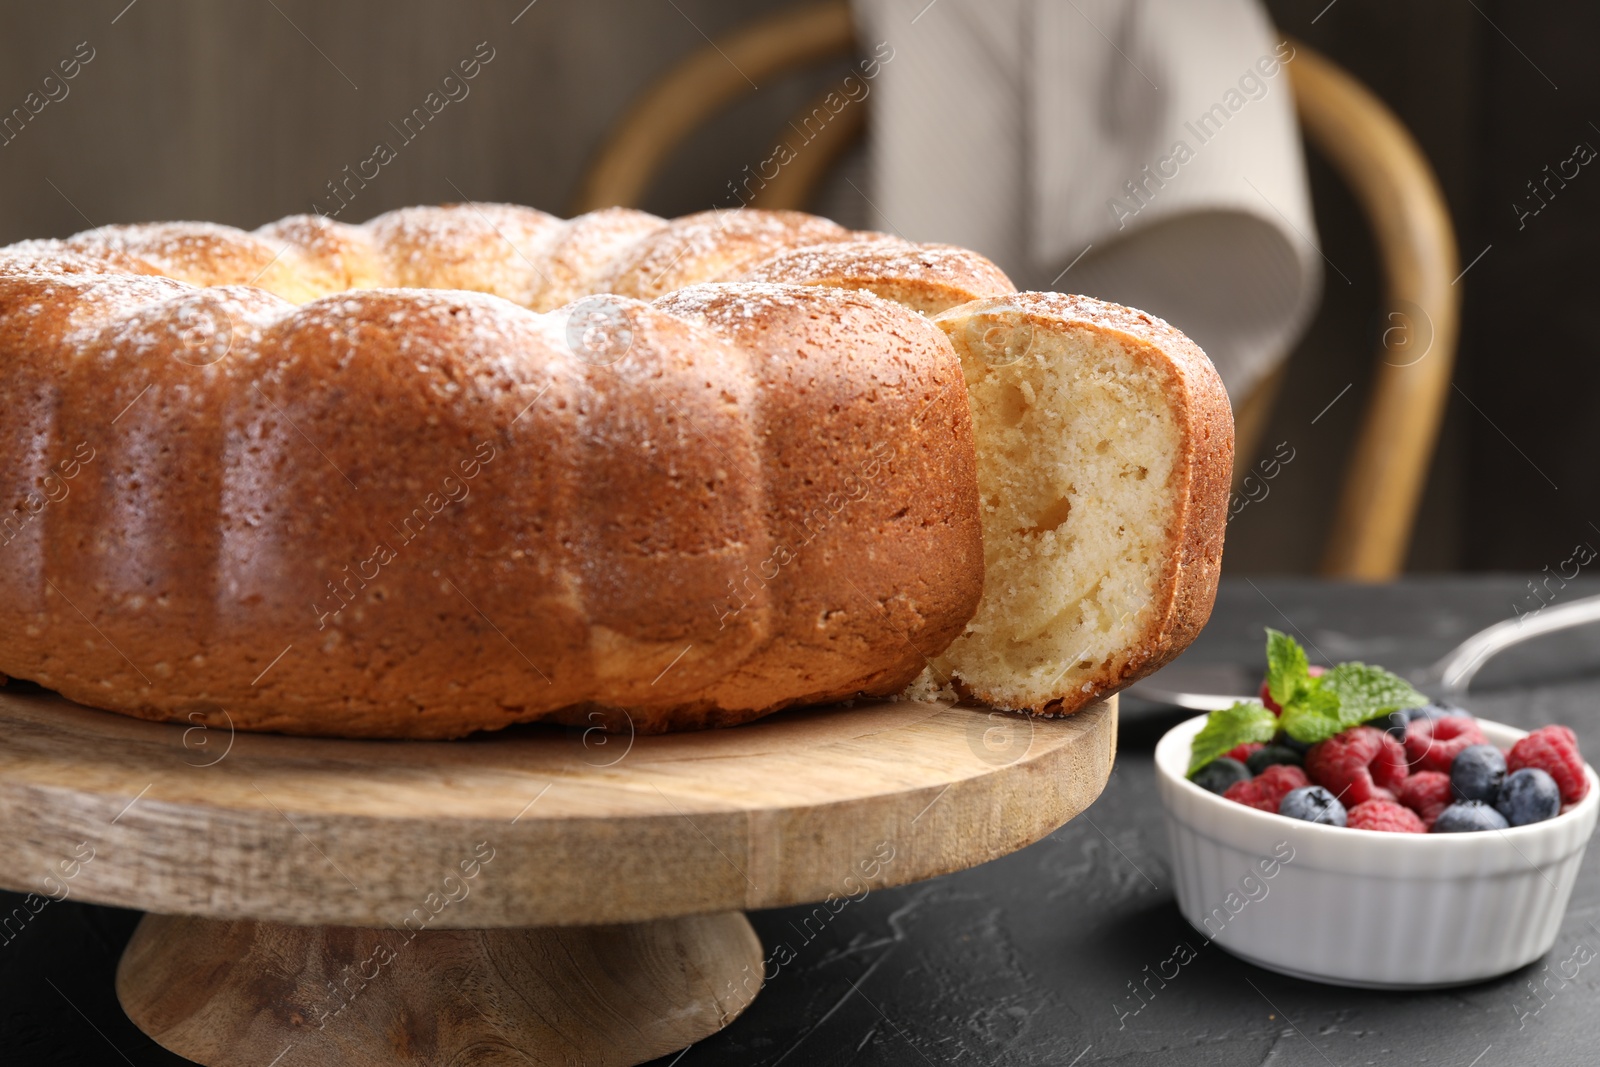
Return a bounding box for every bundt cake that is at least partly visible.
[0,203,1231,737]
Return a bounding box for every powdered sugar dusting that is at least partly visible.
[743,238,1017,314]
[600,209,852,299]
[4,202,1006,420]
[748,239,1012,288]
[363,203,564,307]
[529,207,667,311]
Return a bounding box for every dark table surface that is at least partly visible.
[8,577,1600,1066]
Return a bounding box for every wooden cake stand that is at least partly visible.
[0,686,1115,1066]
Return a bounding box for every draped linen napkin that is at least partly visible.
[851,0,1321,403]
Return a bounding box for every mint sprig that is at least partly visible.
[1264,628,1308,707]
[1186,630,1430,773]
[1262,626,1344,743]
[1186,700,1278,777]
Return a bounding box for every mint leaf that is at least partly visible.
[1187,701,1279,777]
[1264,628,1309,707]
[1278,684,1343,744]
[1264,628,1344,743]
[1318,662,1428,731]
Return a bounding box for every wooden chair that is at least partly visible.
[574,1,1458,580]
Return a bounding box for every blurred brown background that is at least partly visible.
[1,0,1593,575]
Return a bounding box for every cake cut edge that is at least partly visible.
[923,291,1233,716]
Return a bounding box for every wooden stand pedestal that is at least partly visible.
[117,912,762,1067]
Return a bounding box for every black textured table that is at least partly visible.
[7,578,1600,1066]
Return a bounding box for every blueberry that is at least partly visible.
[1279,785,1347,826]
[1495,768,1562,826]
[1247,744,1304,774]
[1192,757,1251,795]
[1384,702,1470,740]
[1275,734,1312,755]
[1432,800,1511,833]
[1383,706,1425,740]
[1450,744,1507,803]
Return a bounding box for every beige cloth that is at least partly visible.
[851,0,1321,402]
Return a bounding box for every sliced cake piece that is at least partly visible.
[928,292,1233,714]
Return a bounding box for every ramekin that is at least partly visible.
[1155,715,1599,988]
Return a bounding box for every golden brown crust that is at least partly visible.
[601,209,851,300]
[363,202,565,307]
[0,224,982,737]
[741,239,1017,315]
[62,222,344,303]
[0,240,170,280]
[254,214,390,292]
[243,205,663,311]
[935,292,1232,715]
[525,206,668,311]
[648,283,984,728]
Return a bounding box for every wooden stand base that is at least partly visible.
[0,693,1114,1064]
[116,912,764,1067]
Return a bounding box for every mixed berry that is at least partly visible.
[1186,630,1590,834]
[1198,709,1585,833]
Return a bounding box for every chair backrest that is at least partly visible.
[575,1,1459,581]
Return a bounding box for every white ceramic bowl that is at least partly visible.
[1155,715,1599,988]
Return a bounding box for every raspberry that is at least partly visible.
[1225,742,1265,763]
[1305,726,1408,806]
[1347,799,1427,833]
[1223,764,1310,812]
[1396,771,1453,829]
[1404,714,1487,774]
[1507,725,1589,805]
